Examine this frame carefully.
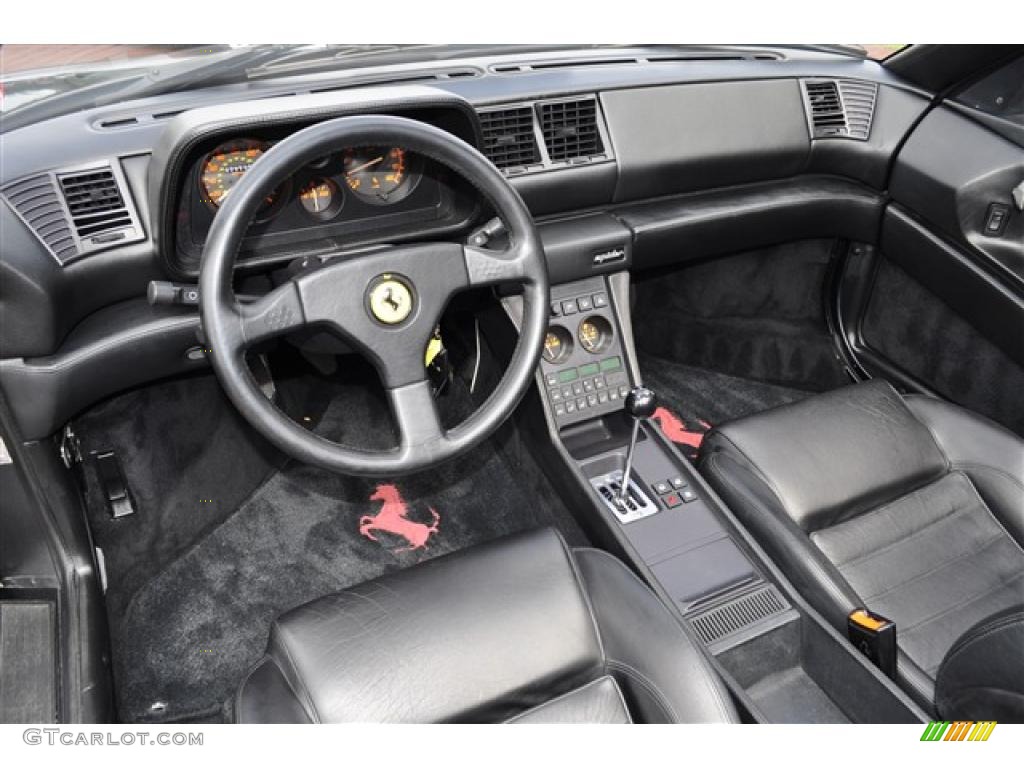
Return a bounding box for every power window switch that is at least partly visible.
[984,203,1010,236]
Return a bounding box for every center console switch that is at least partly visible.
[541,276,630,427]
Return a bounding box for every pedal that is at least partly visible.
[94,450,135,519]
[590,470,659,523]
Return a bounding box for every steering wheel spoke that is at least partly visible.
[235,282,307,349]
[387,379,446,452]
[463,242,532,288]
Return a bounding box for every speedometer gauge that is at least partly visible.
[342,146,419,205]
[200,139,287,220]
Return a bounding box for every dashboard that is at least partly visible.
[0,48,941,371]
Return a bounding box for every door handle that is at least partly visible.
[1012,179,1024,211]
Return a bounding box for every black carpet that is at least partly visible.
[633,239,849,392]
[639,353,815,459]
[77,358,585,724]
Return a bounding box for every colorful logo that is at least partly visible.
[651,406,712,458]
[920,721,997,742]
[360,483,440,552]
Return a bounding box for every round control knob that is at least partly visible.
[624,386,657,420]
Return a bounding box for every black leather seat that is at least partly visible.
[699,380,1024,718]
[235,528,739,723]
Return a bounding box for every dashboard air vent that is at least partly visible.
[59,168,132,237]
[838,80,878,140]
[1,174,79,263]
[2,161,144,265]
[478,106,540,171]
[538,98,605,164]
[803,79,878,141]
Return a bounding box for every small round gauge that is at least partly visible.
[578,316,612,355]
[199,138,288,220]
[298,177,343,220]
[342,146,419,205]
[542,326,573,364]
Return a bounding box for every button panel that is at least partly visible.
[541,277,628,427]
[651,476,699,509]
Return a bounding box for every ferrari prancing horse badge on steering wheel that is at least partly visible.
[368,275,414,325]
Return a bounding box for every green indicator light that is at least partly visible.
[579,362,599,376]
[557,369,579,383]
[600,356,621,372]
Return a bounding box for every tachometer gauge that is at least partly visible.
[200,138,287,220]
[578,316,612,354]
[342,146,419,205]
[298,177,342,220]
[542,326,573,364]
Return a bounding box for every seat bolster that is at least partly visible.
[701,449,861,630]
[506,676,632,724]
[253,528,605,723]
[235,658,313,724]
[935,606,1024,722]
[572,548,739,724]
[701,380,947,531]
[906,395,1024,546]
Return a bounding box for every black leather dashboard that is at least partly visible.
[0,47,969,440]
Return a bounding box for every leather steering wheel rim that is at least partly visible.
[199,115,549,476]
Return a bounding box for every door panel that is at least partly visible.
[844,94,1024,436]
[889,105,1024,285]
[861,254,1024,435]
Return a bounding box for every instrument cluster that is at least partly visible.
[174,131,476,271]
[198,139,424,223]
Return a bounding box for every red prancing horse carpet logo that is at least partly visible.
[360,484,440,552]
[651,407,712,458]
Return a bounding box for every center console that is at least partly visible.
[511,271,929,724]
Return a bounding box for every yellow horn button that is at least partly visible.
[368,278,413,324]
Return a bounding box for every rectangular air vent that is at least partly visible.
[539,98,605,163]
[59,168,132,237]
[2,161,144,265]
[689,585,789,645]
[476,96,613,176]
[478,105,541,171]
[803,79,878,141]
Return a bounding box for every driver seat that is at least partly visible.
[235,528,738,723]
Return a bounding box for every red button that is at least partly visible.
[663,493,683,508]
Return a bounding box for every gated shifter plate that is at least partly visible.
[590,470,660,523]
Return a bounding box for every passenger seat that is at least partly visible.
[698,380,1024,721]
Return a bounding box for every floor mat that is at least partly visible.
[640,353,817,459]
[84,362,585,724]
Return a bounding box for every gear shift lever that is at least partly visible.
[619,386,657,506]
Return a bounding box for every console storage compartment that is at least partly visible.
[706,609,921,723]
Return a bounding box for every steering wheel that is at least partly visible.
[199,115,549,476]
